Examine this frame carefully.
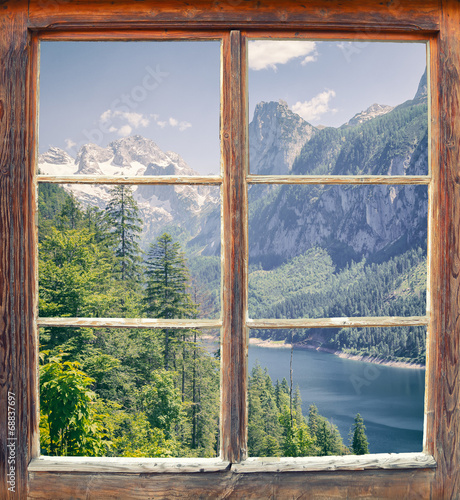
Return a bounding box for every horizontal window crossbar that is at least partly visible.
[37,317,222,329]
[246,175,431,185]
[36,175,222,185]
[247,316,429,329]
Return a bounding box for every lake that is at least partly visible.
[248,345,425,454]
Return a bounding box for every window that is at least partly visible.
[1,1,459,498]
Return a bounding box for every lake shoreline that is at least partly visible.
[248,337,425,370]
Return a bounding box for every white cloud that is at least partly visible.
[248,40,317,70]
[292,89,337,122]
[121,111,149,128]
[108,126,117,133]
[118,124,133,137]
[157,121,167,128]
[179,121,192,131]
[100,109,112,123]
[98,110,149,130]
[65,138,76,150]
[169,117,178,127]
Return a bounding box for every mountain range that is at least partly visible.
[39,70,428,268]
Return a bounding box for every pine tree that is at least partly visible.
[351,413,369,455]
[105,185,143,282]
[145,233,197,369]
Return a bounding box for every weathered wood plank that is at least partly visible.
[233,453,436,473]
[430,1,460,499]
[27,0,440,32]
[220,30,247,463]
[248,316,429,329]
[37,317,222,329]
[247,175,430,185]
[26,32,40,468]
[28,457,230,473]
[0,3,34,500]
[37,175,222,185]
[27,468,435,499]
[28,453,436,474]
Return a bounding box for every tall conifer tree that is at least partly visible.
[145,233,197,369]
[351,413,369,455]
[105,185,143,282]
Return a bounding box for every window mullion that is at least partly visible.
[221,30,248,463]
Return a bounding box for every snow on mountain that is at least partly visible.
[38,147,77,176]
[345,103,395,127]
[38,135,219,249]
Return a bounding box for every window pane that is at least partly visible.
[39,327,220,457]
[248,40,428,176]
[38,183,221,319]
[39,41,221,176]
[248,184,427,319]
[248,327,425,457]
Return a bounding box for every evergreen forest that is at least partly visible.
[38,183,369,458]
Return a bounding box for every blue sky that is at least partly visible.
[39,40,426,174]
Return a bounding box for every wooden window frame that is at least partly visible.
[0,1,458,498]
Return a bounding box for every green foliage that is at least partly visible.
[140,369,184,438]
[145,232,198,369]
[248,247,427,364]
[145,233,197,319]
[39,352,109,456]
[292,102,428,176]
[38,184,221,458]
[248,366,346,457]
[105,184,143,283]
[350,413,370,455]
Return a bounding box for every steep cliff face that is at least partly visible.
[249,100,316,175]
[249,183,427,268]
[248,92,428,267]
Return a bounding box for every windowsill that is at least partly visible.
[28,452,436,474]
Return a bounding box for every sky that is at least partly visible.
[39,40,427,174]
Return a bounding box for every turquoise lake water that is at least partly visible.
[248,345,425,454]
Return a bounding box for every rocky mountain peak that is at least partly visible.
[413,68,427,103]
[75,143,111,175]
[38,147,74,166]
[109,135,169,169]
[346,103,395,127]
[249,100,317,175]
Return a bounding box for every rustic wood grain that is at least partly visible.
[247,175,431,185]
[248,316,429,329]
[28,456,230,473]
[0,3,35,500]
[430,1,460,499]
[26,32,41,466]
[29,453,434,474]
[0,0,458,498]
[220,30,247,464]
[37,317,222,329]
[37,175,222,185]
[233,452,436,473]
[27,0,440,32]
[27,468,435,499]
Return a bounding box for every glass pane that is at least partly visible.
[248,184,427,319]
[39,327,220,457]
[248,327,425,457]
[38,183,221,319]
[248,40,428,175]
[39,41,221,176]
